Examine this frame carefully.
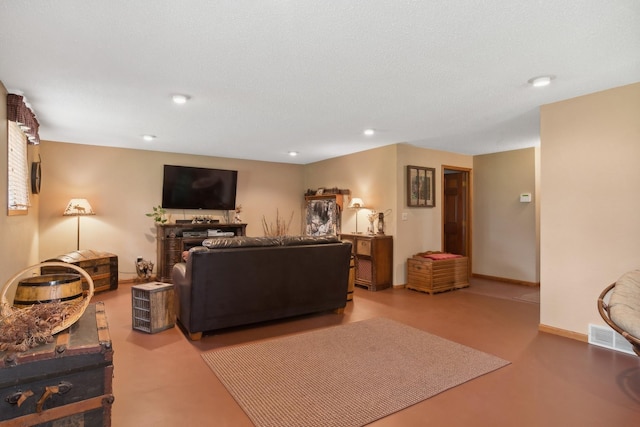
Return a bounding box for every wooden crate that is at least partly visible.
[42,250,118,293]
[406,256,469,295]
[132,282,175,334]
[0,303,114,426]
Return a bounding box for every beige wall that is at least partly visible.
[473,148,539,284]
[396,143,473,284]
[306,143,473,285]
[540,82,640,335]
[0,84,41,289]
[304,144,398,236]
[0,83,537,297]
[38,141,305,280]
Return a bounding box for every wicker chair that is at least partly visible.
[598,273,640,357]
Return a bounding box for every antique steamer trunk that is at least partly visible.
[42,250,118,293]
[406,255,469,295]
[0,303,114,426]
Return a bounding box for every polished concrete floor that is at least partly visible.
[95,278,640,427]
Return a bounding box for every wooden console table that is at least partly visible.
[156,223,247,283]
[339,234,393,291]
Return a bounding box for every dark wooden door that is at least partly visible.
[443,170,469,256]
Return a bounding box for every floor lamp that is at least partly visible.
[63,198,96,251]
[348,197,365,234]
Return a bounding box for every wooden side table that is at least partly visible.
[340,234,393,291]
[131,282,175,333]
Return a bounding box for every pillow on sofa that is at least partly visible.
[421,253,462,260]
[183,245,209,261]
[202,236,281,249]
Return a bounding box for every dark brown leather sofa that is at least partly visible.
[172,236,352,340]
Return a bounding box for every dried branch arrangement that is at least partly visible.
[0,302,82,352]
[0,262,95,353]
[262,210,294,236]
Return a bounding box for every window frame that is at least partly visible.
[7,120,30,215]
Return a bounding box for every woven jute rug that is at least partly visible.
[202,317,509,427]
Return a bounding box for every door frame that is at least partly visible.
[441,165,472,271]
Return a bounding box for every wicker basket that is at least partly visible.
[1,262,94,337]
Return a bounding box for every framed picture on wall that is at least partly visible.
[305,197,340,236]
[407,165,435,207]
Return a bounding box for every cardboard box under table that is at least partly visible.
[0,302,114,426]
[131,282,175,334]
[406,254,469,295]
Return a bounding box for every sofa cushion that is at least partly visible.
[202,235,342,249]
[609,269,640,339]
[280,235,341,246]
[202,236,282,248]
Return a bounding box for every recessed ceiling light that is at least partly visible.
[142,134,156,141]
[172,94,190,104]
[363,129,375,136]
[528,75,554,88]
[288,151,298,157]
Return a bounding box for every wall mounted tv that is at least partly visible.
[161,164,238,210]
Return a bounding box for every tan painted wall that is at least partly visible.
[304,144,398,236]
[473,148,538,283]
[0,84,41,289]
[396,143,473,283]
[540,82,640,334]
[306,143,473,285]
[38,141,305,280]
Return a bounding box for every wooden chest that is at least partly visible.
[0,302,114,426]
[406,256,469,295]
[42,250,118,293]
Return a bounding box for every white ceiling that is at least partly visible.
[1,1,639,164]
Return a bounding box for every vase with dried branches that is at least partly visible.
[262,210,294,236]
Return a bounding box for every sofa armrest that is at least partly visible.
[172,262,188,286]
[172,262,192,328]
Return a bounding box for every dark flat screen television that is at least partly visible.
[161,164,238,210]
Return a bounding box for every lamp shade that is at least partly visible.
[63,199,96,216]
[348,197,365,209]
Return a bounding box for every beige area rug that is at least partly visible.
[202,317,510,427]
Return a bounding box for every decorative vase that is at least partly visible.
[367,211,377,235]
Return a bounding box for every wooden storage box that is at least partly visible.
[42,250,118,293]
[132,282,175,334]
[0,302,114,426]
[406,255,469,295]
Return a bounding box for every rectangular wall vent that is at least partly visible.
[588,324,634,355]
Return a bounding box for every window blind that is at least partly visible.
[8,121,30,215]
